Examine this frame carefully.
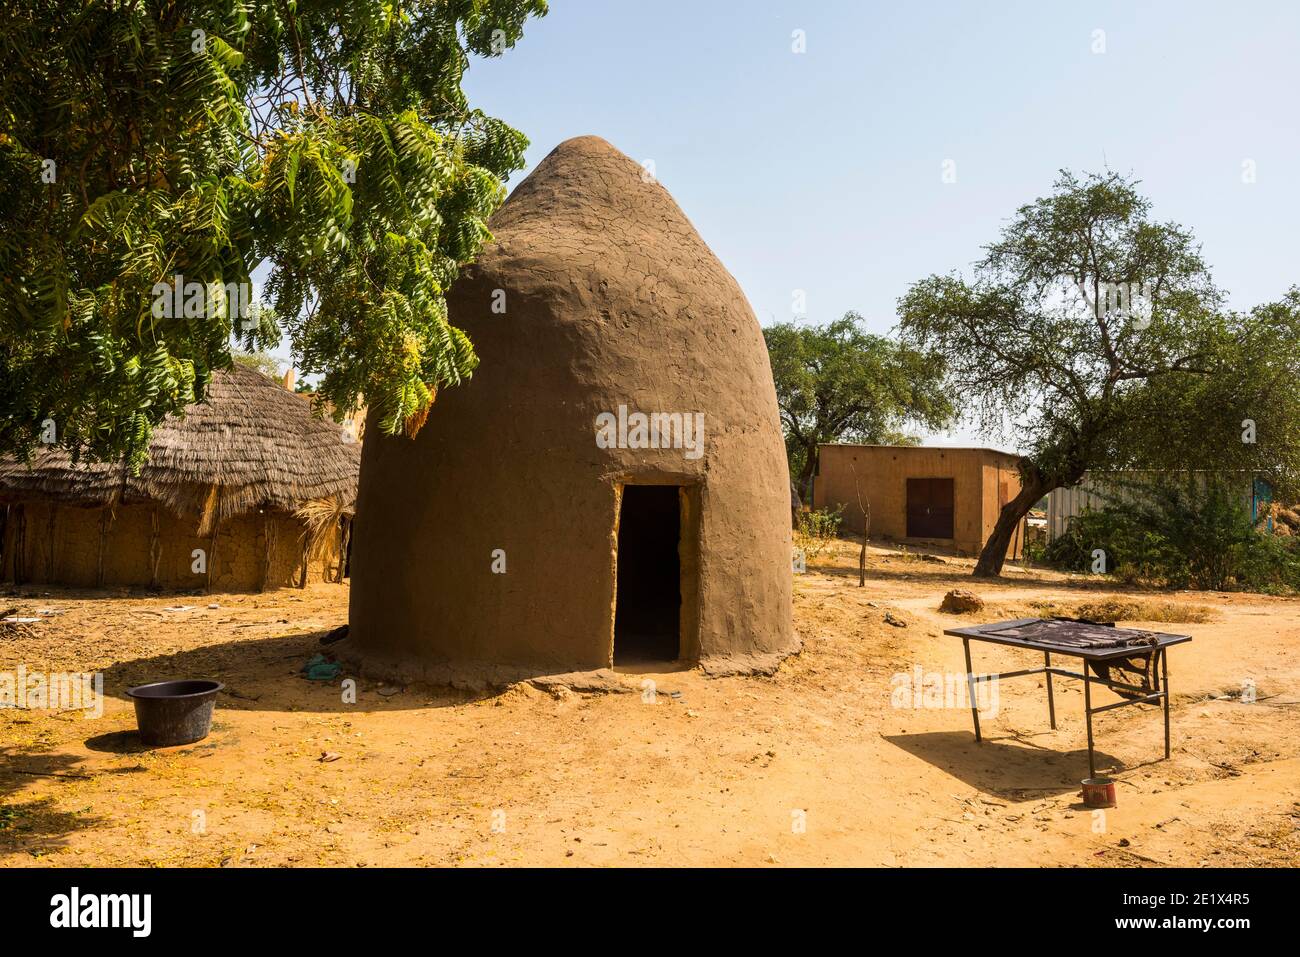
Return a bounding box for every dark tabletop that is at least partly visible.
[944,617,1193,661]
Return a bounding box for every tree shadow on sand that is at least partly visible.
[809,559,1136,597]
[0,746,126,857]
[96,629,500,715]
[883,730,1126,798]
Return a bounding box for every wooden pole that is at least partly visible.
[46,504,57,581]
[261,513,277,592]
[206,514,220,593]
[149,506,161,588]
[12,504,26,585]
[95,508,110,587]
[335,516,351,583]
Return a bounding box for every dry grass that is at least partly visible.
[294,497,347,566]
[1029,596,1216,624]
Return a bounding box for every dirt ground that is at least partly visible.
[3,539,1298,867]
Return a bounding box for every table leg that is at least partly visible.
[1162,648,1171,760]
[1045,651,1056,730]
[963,637,981,743]
[1083,671,1096,779]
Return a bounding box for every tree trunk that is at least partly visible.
[851,465,870,587]
[858,531,867,587]
[796,444,818,503]
[974,476,1051,578]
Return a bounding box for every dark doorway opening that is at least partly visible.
[614,485,681,665]
[906,477,955,539]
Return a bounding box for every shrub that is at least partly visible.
[1044,475,1300,592]
[794,505,844,560]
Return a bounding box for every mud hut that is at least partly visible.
[0,366,360,591]
[345,135,796,683]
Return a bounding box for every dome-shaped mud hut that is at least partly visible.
[0,365,360,591]
[345,136,796,682]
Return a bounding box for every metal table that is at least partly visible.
[944,618,1192,777]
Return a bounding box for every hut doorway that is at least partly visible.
[613,485,682,665]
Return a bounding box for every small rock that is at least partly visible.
[318,751,342,763]
[940,589,985,614]
[884,611,907,628]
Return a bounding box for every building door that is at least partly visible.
[613,485,682,664]
[906,478,955,539]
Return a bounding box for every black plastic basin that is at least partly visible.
[126,680,224,747]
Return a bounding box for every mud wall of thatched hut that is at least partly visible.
[0,502,340,591]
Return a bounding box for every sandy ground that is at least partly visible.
[2,539,1298,867]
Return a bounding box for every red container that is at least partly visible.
[1081,777,1117,808]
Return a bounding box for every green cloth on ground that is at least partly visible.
[302,653,342,681]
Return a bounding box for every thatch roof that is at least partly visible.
[0,366,361,529]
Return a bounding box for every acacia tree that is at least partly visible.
[898,171,1300,577]
[0,0,546,465]
[231,349,284,380]
[764,313,954,496]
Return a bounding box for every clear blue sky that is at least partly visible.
[277,1,1300,446]
[459,0,1300,445]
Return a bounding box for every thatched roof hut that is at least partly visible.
[0,365,360,591]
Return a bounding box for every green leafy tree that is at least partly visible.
[231,349,284,380]
[0,0,546,465]
[764,313,955,496]
[1044,475,1300,592]
[898,171,1300,577]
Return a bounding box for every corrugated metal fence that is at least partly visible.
[1046,472,1270,542]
